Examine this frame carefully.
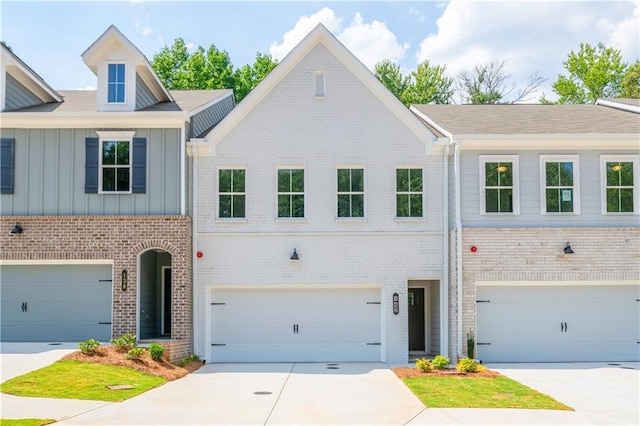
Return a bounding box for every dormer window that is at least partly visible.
[108,63,126,103]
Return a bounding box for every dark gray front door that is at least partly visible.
[408,288,425,351]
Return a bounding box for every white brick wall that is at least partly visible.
[194,44,445,363]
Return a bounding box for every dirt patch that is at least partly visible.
[62,346,203,381]
[393,366,502,379]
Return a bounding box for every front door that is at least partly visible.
[408,288,425,351]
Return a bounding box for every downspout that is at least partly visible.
[180,125,186,216]
[189,143,199,358]
[454,140,465,360]
[442,142,450,358]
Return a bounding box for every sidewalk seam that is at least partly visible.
[263,362,295,425]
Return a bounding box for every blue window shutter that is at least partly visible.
[132,137,146,193]
[0,138,15,194]
[85,137,99,193]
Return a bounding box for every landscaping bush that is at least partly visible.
[178,354,201,367]
[111,334,137,352]
[126,347,145,360]
[415,357,433,373]
[456,357,479,373]
[466,330,475,359]
[431,355,450,370]
[149,343,164,361]
[79,339,101,355]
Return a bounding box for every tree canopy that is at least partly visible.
[456,60,545,104]
[620,61,640,99]
[374,59,453,106]
[151,38,277,103]
[550,42,627,104]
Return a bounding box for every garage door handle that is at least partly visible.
[98,322,112,325]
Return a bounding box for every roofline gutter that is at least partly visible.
[409,106,454,139]
[596,98,640,114]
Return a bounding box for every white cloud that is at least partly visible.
[415,0,640,102]
[78,85,96,91]
[186,42,196,52]
[270,7,409,69]
[135,15,153,37]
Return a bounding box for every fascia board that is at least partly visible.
[0,112,187,129]
[2,50,62,103]
[409,106,453,140]
[456,134,640,150]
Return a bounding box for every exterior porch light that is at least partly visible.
[11,223,22,234]
[290,249,299,260]
[564,242,574,254]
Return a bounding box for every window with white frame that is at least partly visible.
[540,155,580,214]
[277,168,304,218]
[337,168,364,218]
[480,155,519,214]
[98,131,134,193]
[315,70,325,98]
[108,63,126,103]
[396,168,423,218]
[601,155,639,214]
[219,169,246,218]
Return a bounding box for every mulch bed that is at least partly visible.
[62,346,204,381]
[393,366,502,379]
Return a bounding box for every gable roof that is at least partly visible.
[410,104,640,137]
[203,24,435,145]
[1,43,62,105]
[81,25,173,103]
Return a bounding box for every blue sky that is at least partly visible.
[1,0,638,102]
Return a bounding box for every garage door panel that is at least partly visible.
[477,285,640,362]
[1,265,113,342]
[209,287,381,362]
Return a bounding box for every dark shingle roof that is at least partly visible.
[411,104,640,135]
[8,89,233,114]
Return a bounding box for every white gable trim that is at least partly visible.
[203,24,435,149]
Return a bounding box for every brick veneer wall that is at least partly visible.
[455,227,640,358]
[1,215,193,362]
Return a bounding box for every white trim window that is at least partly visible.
[540,155,580,214]
[337,168,364,218]
[219,168,246,218]
[97,131,134,193]
[480,155,519,214]
[314,70,325,98]
[107,63,126,103]
[600,155,639,214]
[277,168,305,218]
[396,168,423,218]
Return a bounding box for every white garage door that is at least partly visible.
[209,287,381,362]
[0,264,113,342]
[477,285,640,363]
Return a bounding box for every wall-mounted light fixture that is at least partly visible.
[496,165,508,173]
[121,269,128,291]
[10,223,22,234]
[563,242,574,254]
[290,248,299,260]
[611,164,623,172]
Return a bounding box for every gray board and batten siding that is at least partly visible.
[5,73,43,112]
[135,74,160,111]
[0,128,181,216]
[189,94,235,138]
[459,150,640,227]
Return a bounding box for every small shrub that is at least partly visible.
[178,354,201,367]
[149,343,164,361]
[111,334,137,352]
[126,347,145,360]
[79,339,101,355]
[431,355,450,370]
[456,357,479,373]
[415,357,433,373]
[466,330,475,360]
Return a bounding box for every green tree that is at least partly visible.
[457,60,545,104]
[620,60,640,98]
[551,42,627,103]
[374,60,409,101]
[233,53,278,103]
[402,60,454,105]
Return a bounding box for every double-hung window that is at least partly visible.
[108,63,126,103]
[540,155,580,214]
[337,168,364,218]
[219,169,246,218]
[277,168,304,218]
[480,155,519,214]
[601,155,639,214]
[396,168,423,218]
[97,131,135,193]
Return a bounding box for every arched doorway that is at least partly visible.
[138,249,172,340]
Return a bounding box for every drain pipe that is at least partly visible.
[453,140,466,361]
[187,140,203,360]
[442,142,450,358]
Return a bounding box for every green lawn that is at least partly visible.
[0,420,55,426]
[0,360,165,402]
[402,375,573,410]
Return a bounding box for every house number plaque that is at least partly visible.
[121,269,128,292]
[392,292,399,315]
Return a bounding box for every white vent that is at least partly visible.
[315,71,325,98]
